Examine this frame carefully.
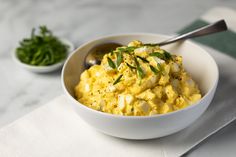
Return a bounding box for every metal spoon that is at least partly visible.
[85,43,122,69]
[85,19,227,68]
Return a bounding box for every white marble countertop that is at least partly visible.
[1,0,236,156]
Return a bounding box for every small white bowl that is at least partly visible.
[12,39,74,73]
[62,33,219,140]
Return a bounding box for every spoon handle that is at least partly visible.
[158,19,228,46]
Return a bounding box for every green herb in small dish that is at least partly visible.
[16,26,69,66]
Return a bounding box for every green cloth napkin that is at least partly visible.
[178,7,236,59]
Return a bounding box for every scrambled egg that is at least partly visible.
[75,40,201,116]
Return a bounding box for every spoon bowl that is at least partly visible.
[84,43,122,69]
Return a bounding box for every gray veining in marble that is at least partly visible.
[0,0,236,156]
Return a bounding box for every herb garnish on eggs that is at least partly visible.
[75,40,202,116]
[107,42,172,83]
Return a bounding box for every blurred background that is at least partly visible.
[2,0,236,52]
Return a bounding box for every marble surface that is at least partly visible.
[0,0,236,156]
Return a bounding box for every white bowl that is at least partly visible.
[62,33,219,140]
[12,39,74,73]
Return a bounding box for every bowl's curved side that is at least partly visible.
[61,33,219,139]
[66,83,217,139]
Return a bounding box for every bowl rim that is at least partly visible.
[61,33,219,119]
[12,38,74,71]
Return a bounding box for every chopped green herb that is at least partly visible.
[113,74,123,85]
[134,57,140,66]
[149,51,172,61]
[117,47,125,52]
[149,52,165,59]
[149,65,159,75]
[163,50,172,60]
[137,66,145,79]
[116,51,123,67]
[117,46,136,54]
[107,57,116,69]
[31,28,35,38]
[107,43,171,80]
[137,56,149,63]
[16,26,68,66]
[157,63,165,75]
[110,50,114,55]
[126,62,136,70]
[134,56,145,78]
[126,46,136,52]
